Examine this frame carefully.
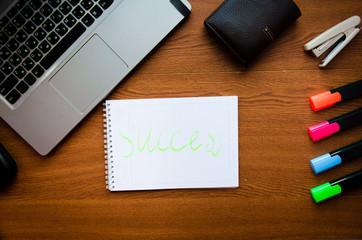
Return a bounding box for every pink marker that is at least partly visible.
[308,108,362,142]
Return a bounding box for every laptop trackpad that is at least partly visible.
[49,35,128,113]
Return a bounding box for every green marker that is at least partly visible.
[311,169,362,203]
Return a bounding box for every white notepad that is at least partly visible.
[104,96,239,191]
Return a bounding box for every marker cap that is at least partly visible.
[310,153,342,174]
[310,91,341,111]
[311,182,342,203]
[308,121,340,142]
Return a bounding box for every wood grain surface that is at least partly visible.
[1,0,361,239]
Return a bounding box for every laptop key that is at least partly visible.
[32,12,45,25]
[9,53,22,67]
[72,6,86,19]
[12,15,26,28]
[51,10,64,24]
[30,49,43,62]
[47,32,60,45]
[32,65,44,78]
[40,22,86,70]
[22,58,35,71]
[20,6,34,19]
[16,81,29,94]
[24,73,36,85]
[0,72,5,84]
[29,0,43,10]
[14,66,27,79]
[25,36,39,50]
[38,40,52,54]
[81,1,94,10]
[1,47,12,59]
[55,23,68,36]
[82,14,94,27]
[16,0,27,10]
[34,27,47,41]
[99,0,114,10]
[24,21,36,34]
[40,3,54,17]
[17,45,30,58]
[0,16,9,28]
[64,14,76,28]
[6,39,20,52]
[42,19,56,32]
[6,89,21,104]
[68,0,81,7]
[0,47,11,60]
[48,0,62,8]
[4,23,17,36]
[7,7,18,19]
[0,32,9,45]
[90,5,103,19]
[1,62,13,75]
[0,75,18,96]
[14,29,28,43]
[59,2,72,15]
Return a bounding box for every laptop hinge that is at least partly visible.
[170,0,191,17]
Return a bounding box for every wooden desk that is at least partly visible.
[1,0,361,239]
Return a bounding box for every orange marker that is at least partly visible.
[310,80,362,111]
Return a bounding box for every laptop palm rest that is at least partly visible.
[49,35,128,113]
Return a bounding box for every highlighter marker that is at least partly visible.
[308,108,362,142]
[310,79,362,111]
[310,140,362,174]
[311,169,362,203]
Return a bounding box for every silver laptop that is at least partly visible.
[0,0,191,155]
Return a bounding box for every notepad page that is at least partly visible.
[104,96,238,191]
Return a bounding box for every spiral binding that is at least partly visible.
[103,102,114,190]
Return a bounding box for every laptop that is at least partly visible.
[0,0,191,155]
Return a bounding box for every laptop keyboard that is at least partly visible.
[0,0,114,105]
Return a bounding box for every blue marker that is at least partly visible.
[310,140,362,174]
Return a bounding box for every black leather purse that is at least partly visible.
[204,0,301,66]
